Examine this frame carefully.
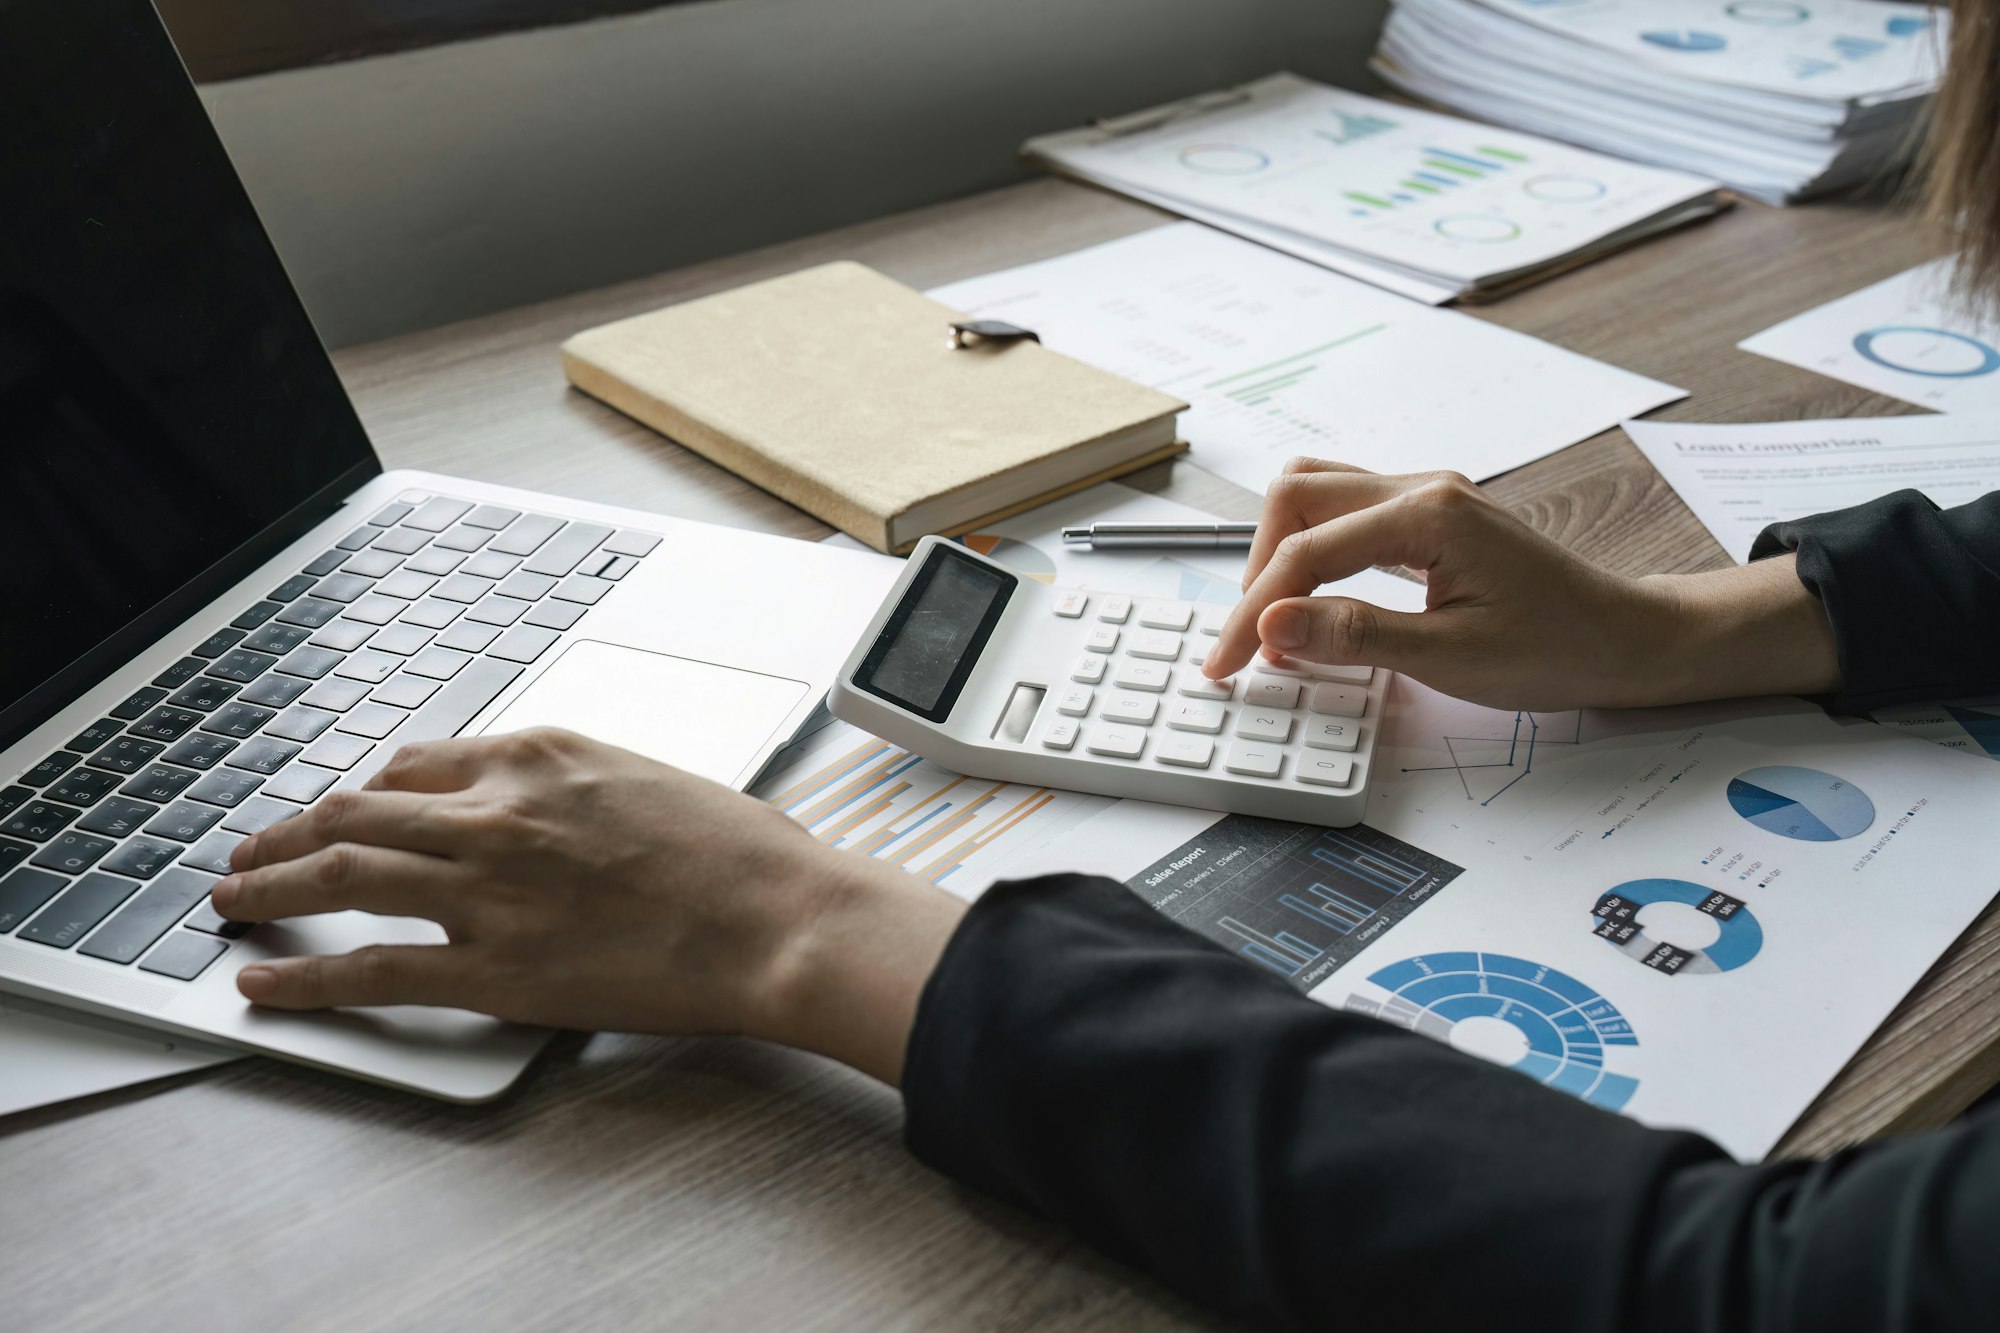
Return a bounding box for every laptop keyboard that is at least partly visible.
[0,493,657,983]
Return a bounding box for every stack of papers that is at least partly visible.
[1021,73,1725,304]
[1374,0,1947,204]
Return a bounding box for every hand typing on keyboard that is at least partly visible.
[1203,459,1842,711]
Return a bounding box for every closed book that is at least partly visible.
[560,261,1188,552]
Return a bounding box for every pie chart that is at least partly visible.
[1726,765,1874,841]
[1641,30,1728,51]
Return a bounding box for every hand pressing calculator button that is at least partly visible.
[829,536,1390,827]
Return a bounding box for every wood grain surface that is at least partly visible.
[4,178,1990,1330]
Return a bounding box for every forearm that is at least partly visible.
[1635,553,1842,705]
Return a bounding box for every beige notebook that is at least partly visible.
[561,262,1188,552]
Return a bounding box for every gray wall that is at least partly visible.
[197,0,1389,347]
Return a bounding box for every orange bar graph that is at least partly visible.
[797,752,909,829]
[818,784,908,845]
[769,740,888,809]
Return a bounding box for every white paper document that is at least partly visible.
[0,994,238,1118]
[930,224,1685,495]
[1741,259,2000,411]
[1621,411,2000,562]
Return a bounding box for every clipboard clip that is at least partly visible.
[1093,86,1255,137]
[947,319,1041,350]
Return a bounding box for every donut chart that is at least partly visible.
[1344,951,1640,1111]
[1727,765,1874,841]
[1641,30,1728,51]
[1592,879,1763,975]
[1852,326,2000,378]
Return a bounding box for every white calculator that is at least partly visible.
[828,536,1387,827]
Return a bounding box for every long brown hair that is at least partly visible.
[1925,1,2000,303]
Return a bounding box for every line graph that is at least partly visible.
[1400,709,1587,805]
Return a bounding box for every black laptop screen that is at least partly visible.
[0,2,379,748]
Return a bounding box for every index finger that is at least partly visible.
[1243,461,1403,591]
[237,943,489,1012]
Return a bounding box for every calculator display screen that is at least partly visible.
[856,546,1015,722]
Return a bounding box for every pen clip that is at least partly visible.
[1093,87,1255,137]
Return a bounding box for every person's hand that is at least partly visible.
[212,729,967,1084]
[1202,459,1840,711]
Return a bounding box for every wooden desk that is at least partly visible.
[6,179,1996,1332]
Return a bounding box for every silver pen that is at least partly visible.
[1061,522,1258,550]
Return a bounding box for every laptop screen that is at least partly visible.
[0,3,379,749]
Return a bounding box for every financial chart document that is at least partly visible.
[931,224,1684,494]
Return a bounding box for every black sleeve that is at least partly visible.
[1749,488,2000,711]
[903,874,2000,1333]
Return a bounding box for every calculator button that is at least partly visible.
[1157,734,1215,769]
[1085,725,1147,759]
[1072,654,1109,684]
[1042,718,1080,751]
[1234,708,1293,743]
[1085,625,1120,654]
[1308,684,1368,718]
[1097,595,1132,625]
[1297,755,1356,788]
[1196,605,1230,636]
[1100,693,1160,725]
[1265,656,1373,684]
[1251,657,1313,678]
[1224,742,1283,778]
[1179,670,1233,700]
[1304,720,1362,752]
[1113,661,1171,693]
[1244,675,1302,709]
[1165,699,1225,734]
[1057,685,1095,717]
[1128,630,1182,662]
[1053,590,1089,618]
[1137,600,1193,631]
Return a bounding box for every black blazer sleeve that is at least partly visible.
[1750,488,2000,711]
[903,874,2000,1333]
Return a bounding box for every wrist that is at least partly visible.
[1634,555,1842,705]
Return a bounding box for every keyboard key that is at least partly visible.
[1165,699,1226,734]
[1224,741,1284,779]
[262,765,340,804]
[1244,676,1302,710]
[596,555,639,582]
[276,646,345,680]
[460,549,518,579]
[1138,600,1193,631]
[139,931,230,980]
[243,622,314,655]
[264,706,340,743]
[87,736,166,775]
[162,734,238,771]
[1178,670,1233,701]
[496,571,558,601]
[488,513,563,556]
[339,660,521,787]
[110,686,168,720]
[400,597,463,630]
[1096,594,1132,625]
[179,831,246,876]
[1071,654,1108,684]
[267,574,317,602]
[602,529,660,557]
[144,800,225,844]
[151,657,206,689]
[435,573,497,604]
[307,619,374,653]
[341,547,403,577]
[489,625,560,664]
[1303,719,1362,753]
[0,838,31,878]
[1270,657,1373,686]
[551,575,612,606]
[98,836,182,881]
[0,786,30,821]
[189,770,263,809]
[201,702,277,739]
[334,650,400,684]
[30,832,115,875]
[226,736,306,774]
[435,621,500,653]
[302,549,348,577]
[237,674,310,708]
[302,679,370,712]
[404,497,473,532]
[120,764,200,804]
[344,593,405,626]
[521,600,585,632]
[1196,605,1230,637]
[18,873,139,948]
[3,801,78,842]
[191,627,245,659]
[335,526,374,552]
[465,596,530,627]
[0,867,67,933]
[370,622,434,656]
[376,569,440,601]
[78,869,217,965]
[1247,657,1312,678]
[129,707,204,743]
[302,734,374,772]
[1052,589,1088,618]
[370,526,431,555]
[78,797,159,840]
[1296,755,1355,788]
[407,648,473,681]
[48,768,119,809]
[1113,661,1170,693]
[23,751,79,786]
[221,796,301,836]
[433,523,493,553]
[66,718,124,752]
[166,677,241,711]
[1042,718,1080,751]
[183,899,254,939]
[1100,693,1159,725]
[370,501,415,526]
[405,547,466,577]
[1157,734,1215,769]
[1234,708,1293,743]
[334,704,406,741]
[205,649,279,684]
[1307,684,1367,718]
[231,601,282,631]
[276,597,343,629]
[1056,685,1094,716]
[1084,625,1119,654]
[372,674,441,709]
[1128,630,1182,662]
[522,522,613,578]
[466,504,522,530]
[1085,725,1146,760]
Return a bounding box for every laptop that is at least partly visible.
[0,4,900,1100]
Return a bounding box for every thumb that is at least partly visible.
[1257,596,1432,672]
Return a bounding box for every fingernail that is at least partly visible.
[1265,606,1308,651]
[239,966,277,1001]
[211,878,238,911]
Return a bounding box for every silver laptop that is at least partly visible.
[0,4,898,1100]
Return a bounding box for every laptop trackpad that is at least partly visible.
[479,640,809,788]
